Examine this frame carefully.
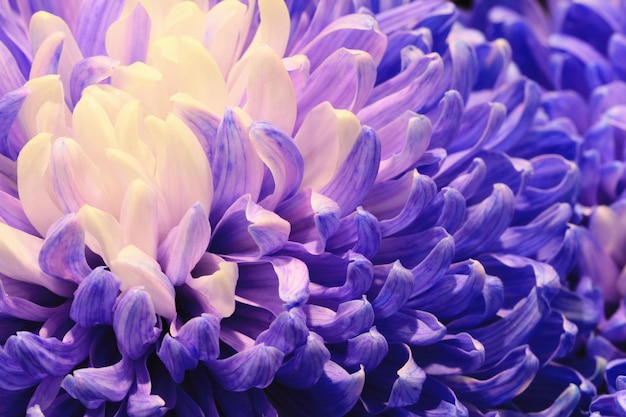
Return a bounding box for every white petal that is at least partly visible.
[17,132,64,236]
[244,44,297,135]
[17,75,67,140]
[244,0,290,58]
[0,223,73,296]
[204,0,247,76]
[120,179,159,259]
[147,114,213,229]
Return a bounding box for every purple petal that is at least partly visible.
[69,56,117,107]
[375,172,438,237]
[429,89,464,149]
[474,39,512,90]
[344,326,388,372]
[469,287,547,367]
[255,307,309,355]
[27,376,63,414]
[39,213,91,284]
[444,345,539,408]
[528,311,577,365]
[207,344,284,391]
[112,288,160,360]
[299,13,387,71]
[268,257,310,308]
[210,108,263,221]
[0,87,28,160]
[0,280,59,322]
[377,27,433,84]
[176,313,220,362]
[277,189,341,253]
[376,308,446,346]
[453,183,515,260]
[249,122,304,210]
[377,114,431,182]
[0,41,26,97]
[62,358,134,408]
[275,332,330,389]
[271,361,365,417]
[70,267,120,327]
[308,252,374,305]
[417,332,485,376]
[0,188,37,235]
[0,347,39,390]
[326,207,381,259]
[210,194,290,258]
[158,203,211,286]
[157,334,197,384]
[305,298,375,343]
[434,186,466,234]
[361,344,426,413]
[321,126,381,216]
[409,258,485,321]
[371,260,413,318]
[74,0,124,57]
[4,326,89,380]
[359,53,443,130]
[296,47,376,126]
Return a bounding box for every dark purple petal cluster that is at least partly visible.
[466,0,626,415]
[0,0,615,416]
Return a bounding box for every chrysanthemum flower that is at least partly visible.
[0,0,593,416]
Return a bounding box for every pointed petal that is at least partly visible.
[211,108,263,220]
[0,87,29,160]
[29,31,64,79]
[376,308,446,346]
[371,260,413,319]
[321,126,381,216]
[344,326,388,372]
[250,122,305,210]
[305,298,375,343]
[69,56,117,107]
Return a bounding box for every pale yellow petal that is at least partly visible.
[186,254,238,317]
[119,179,159,259]
[77,205,123,264]
[17,133,64,236]
[17,75,67,140]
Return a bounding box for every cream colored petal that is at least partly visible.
[29,12,83,101]
[160,1,205,40]
[120,179,159,259]
[244,0,290,58]
[72,89,117,157]
[17,75,67,140]
[295,102,361,190]
[186,254,238,318]
[29,31,65,79]
[147,114,213,228]
[0,223,74,296]
[50,137,111,214]
[113,99,156,173]
[244,44,296,135]
[110,244,176,318]
[77,205,123,265]
[150,36,227,116]
[111,62,169,117]
[17,133,64,236]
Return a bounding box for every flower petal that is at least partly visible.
[208,344,284,391]
[112,287,160,360]
[275,331,330,389]
[70,267,120,327]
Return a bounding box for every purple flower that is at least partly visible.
[0,0,592,416]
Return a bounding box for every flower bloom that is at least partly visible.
[0,0,596,416]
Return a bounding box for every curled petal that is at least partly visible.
[69,56,117,107]
[306,298,375,344]
[376,308,446,346]
[208,344,284,391]
[275,332,330,389]
[62,358,134,409]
